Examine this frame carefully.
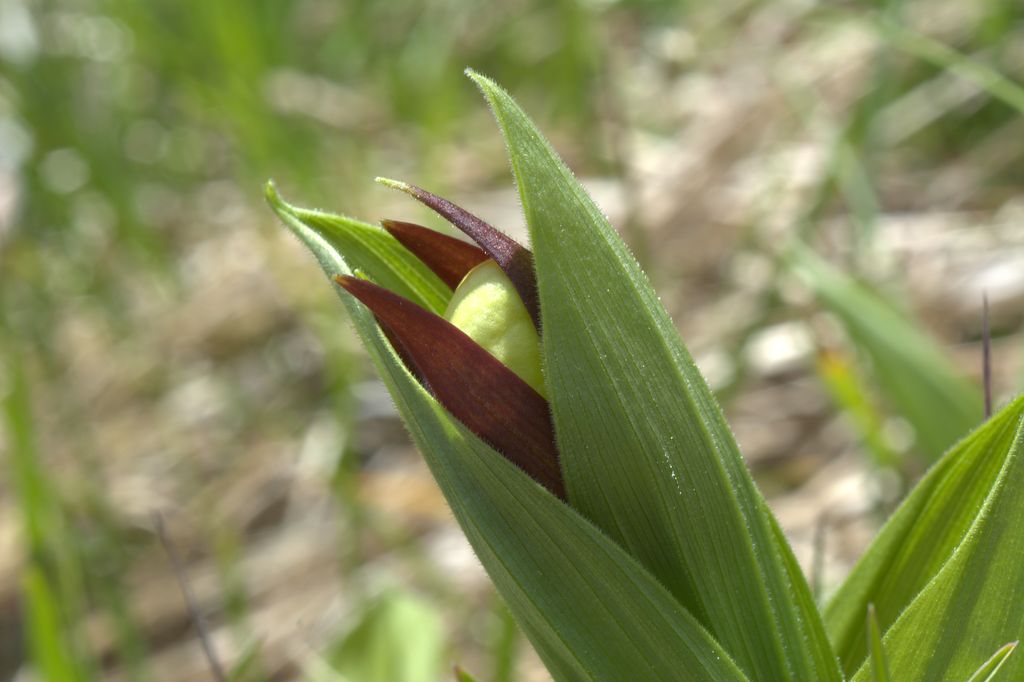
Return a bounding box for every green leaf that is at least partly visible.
[866,604,890,682]
[851,417,1024,680]
[327,590,445,682]
[266,182,450,315]
[787,243,983,460]
[966,642,1018,682]
[267,181,749,681]
[826,395,1024,674]
[467,70,840,681]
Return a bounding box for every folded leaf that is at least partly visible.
[468,70,841,681]
[826,395,1024,674]
[851,417,1024,680]
[787,244,983,460]
[266,182,451,315]
[269,181,749,682]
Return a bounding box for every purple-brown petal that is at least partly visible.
[380,179,540,330]
[381,219,488,290]
[335,275,564,499]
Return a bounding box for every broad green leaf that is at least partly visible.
[327,590,445,682]
[266,182,450,315]
[826,395,1024,674]
[788,244,982,460]
[966,642,1018,682]
[468,70,841,681]
[268,185,749,681]
[866,605,890,682]
[851,417,1024,680]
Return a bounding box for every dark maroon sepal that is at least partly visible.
[335,275,564,499]
[381,219,488,290]
[399,184,540,330]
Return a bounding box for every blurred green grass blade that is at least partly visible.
[226,639,263,682]
[816,350,899,468]
[468,70,840,681]
[266,182,450,315]
[827,396,1024,674]
[4,349,93,681]
[866,605,890,682]
[22,567,81,682]
[872,18,1024,116]
[851,417,1024,680]
[490,603,519,682]
[268,185,749,681]
[966,642,1018,682]
[788,244,983,460]
[453,666,479,682]
[328,591,445,682]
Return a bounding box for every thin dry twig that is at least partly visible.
[153,513,227,682]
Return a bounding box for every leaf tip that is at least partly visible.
[263,180,296,224]
[264,179,279,204]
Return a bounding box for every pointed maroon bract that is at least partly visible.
[385,181,541,330]
[335,275,564,499]
[381,219,488,290]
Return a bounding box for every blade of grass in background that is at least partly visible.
[453,665,479,682]
[269,179,750,681]
[871,17,1024,117]
[4,348,95,681]
[326,590,446,682]
[816,349,900,469]
[470,70,841,681]
[851,418,1024,680]
[826,395,1024,674]
[21,567,80,682]
[489,603,519,682]
[788,244,983,461]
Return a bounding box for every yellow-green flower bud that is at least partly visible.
[444,259,545,397]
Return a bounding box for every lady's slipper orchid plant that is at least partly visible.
[267,71,1024,681]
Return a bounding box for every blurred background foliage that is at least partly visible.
[1,0,1023,679]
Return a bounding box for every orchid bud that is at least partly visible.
[444,260,545,397]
